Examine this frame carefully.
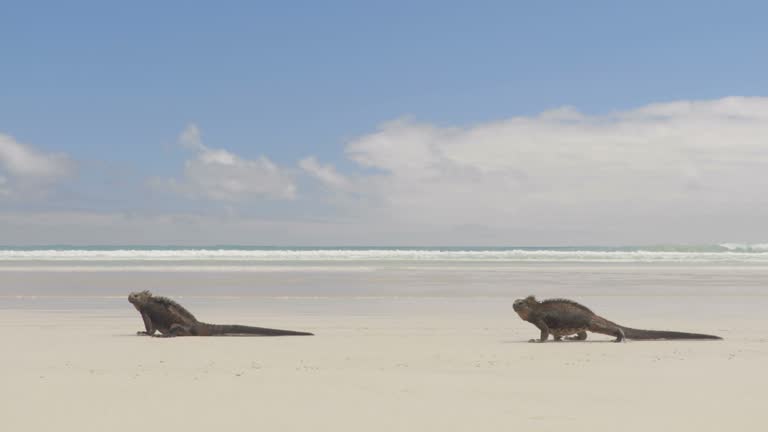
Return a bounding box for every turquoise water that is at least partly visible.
[1,244,764,252]
[0,244,767,264]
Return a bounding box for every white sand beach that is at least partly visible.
[1,263,767,431]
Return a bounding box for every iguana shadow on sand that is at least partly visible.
[513,295,721,343]
[128,291,313,337]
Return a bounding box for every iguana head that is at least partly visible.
[512,295,538,319]
[128,290,153,307]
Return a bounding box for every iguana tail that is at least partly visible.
[203,323,314,336]
[589,316,721,341]
[618,326,721,340]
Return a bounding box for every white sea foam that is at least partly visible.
[718,243,768,252]
[0,265,376,272]
[1,248,768,263]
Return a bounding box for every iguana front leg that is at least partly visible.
[137,311,156,336]
[529,320,550,343]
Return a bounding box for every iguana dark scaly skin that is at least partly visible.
[128,291,313,337]
[513,295,721,343]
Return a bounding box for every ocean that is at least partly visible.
[1,245,767,305]
[2,244,768,264]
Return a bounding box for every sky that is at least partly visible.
[1,1,768,245]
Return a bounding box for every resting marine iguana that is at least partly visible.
[513,295,721,342]
[128,290,313,337]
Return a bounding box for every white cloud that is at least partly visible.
[0,175,8,196]
[178,123,204,151]
[299,156,349,188]
[157,124,296,201]
[310,96,768,243]
[0,133,73,179]
[0,133,74,197]
[7,97,768,245]
[0,210,392,245]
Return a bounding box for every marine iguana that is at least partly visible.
[512,295,721,342]
[128,290,313,337]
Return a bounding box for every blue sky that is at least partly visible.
[2,1,768,245]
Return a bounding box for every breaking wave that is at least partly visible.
[1,244,768,263]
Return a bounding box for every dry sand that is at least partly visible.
[2,296,766,431]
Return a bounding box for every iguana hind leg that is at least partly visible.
[589,322,625,342]
[153,323,195,337]
[566,331,588,341]
[170,323,195,336]
[154,324,193,337]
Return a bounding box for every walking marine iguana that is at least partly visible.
[128,290,314,337]
[513,295,721,342]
